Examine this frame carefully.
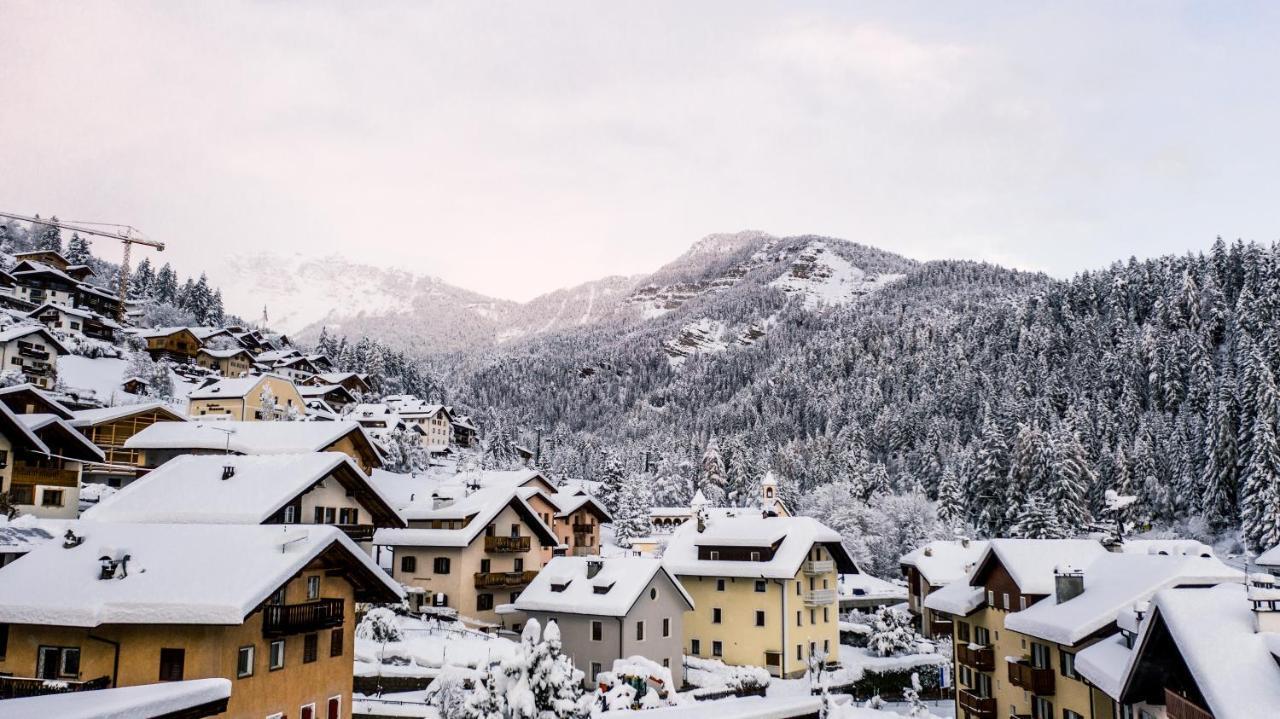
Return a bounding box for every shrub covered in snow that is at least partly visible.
[356,607,403,643]
[866,606,921,657]
[458,619,593,719]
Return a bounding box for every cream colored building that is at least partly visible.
[0,388,104,519]
[0,325,67,389]
[187,374,307,421]
[374,485,559,627]
[661,513,858,678]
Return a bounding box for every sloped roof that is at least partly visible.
[18,413,104,461]
[514,556,694,617]
[374,485,558,549]
[196,346,251,359]
[900,539,989,586]
[188,375,284,400]
[71,402,188,428]
[662,514,858,579]
[0,522,402,626]
[970,539,1108,595]
[0,324,70,354]
[0,382,75,419]
[84,452,404,527]
[124,419,380,460]
[0,678,231,719]
[26,302,121,327]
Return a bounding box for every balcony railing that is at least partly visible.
[1166,688,1215,719]
[0,675,111,699]
[338,524,376,542]
[474,570,539,589]
[572,523,596,534]
[957,690,995,719]
[262,597,344,637]
[803,560,835,574]
[957,644,995,671]
[17,344,49,360]
[485,535,531,553]
[803,589,837,606]
[927,619,953,636]
[570,546,595,557]
[1008,660,1055,695]
[14,466,79,487]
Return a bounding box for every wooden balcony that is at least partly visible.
[957,644,995,671]
[572,522,596,534]
[338,524,376,542]
[957,690,995,719]
[1166,688,1214,719]
[927,618,953,636]
[14,465,79,487]
[0,675,111,699]
[803,559,835,574]
[17,344,49,361]
[1008,660,1055,695]
[484,535,531,553]
[262,597,344,637]
[474,570,539,589]
[803,589,837,606]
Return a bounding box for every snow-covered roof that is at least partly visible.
[922,581,986,616]
[1074,632,1133,699]
[0,514,63,554]
[1004,551,1243,645]
[255,349,302,364]
[124,419,375,456]
[196,346,251,359]
[317,371,366,384]
[540,489,612,520]
[599,695,821,719]
[83,452,404,527]
[0,678,231,719]
[70,401,187,428]
[972,538,1108,595]
[513,556,694,616]
[0,522,401,627]
[188,374,288,400]
[900,539,989,586]
[1255,544,1280,569]
[839,571,907,600]
[0,382,75,418]
[374,485,558,549]
[17,413,105,461]
[298,383,355,402]
[26,302,121,327]
[0,323,70,354]
[1118,583,1280,718]
[662,514,857,579]
[134,325,201,339]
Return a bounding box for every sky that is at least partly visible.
[4,1,1280,302]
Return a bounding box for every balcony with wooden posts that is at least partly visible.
[262,597,344,637]
[572,522,596,535]
[0,675,111,699]
[474,570,539,589]
[16,343,49,361]
[957,644,995,671]
[14,464,79,488]
[803,589,837,606]
[484,535,531,553]
[1008,659,1055,695]
[957,690,995,719]
[803,559,835,574]
[1165,689,1214,719]
[927,618,953,636]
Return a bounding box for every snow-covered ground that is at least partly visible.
[770,241,905,309]
[57,355,198,409]
[354,614,517,679]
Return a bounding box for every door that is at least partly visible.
[37,647,60,679]
[328,696,341,719]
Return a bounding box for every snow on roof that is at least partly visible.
[599,694,821,719]
[317,371,365,383]
[0,514,63,554]
[71,401,187,427]
[197,346,250,359]
[0,678,231,719]
[134,325,199,339]
[513,556,694,616]
[124,419,370,455]
[375,485,557,549]
[973,539,1108,595]
[26,302,121,327]
[83,452,400,526]
[0,382,76,418]
[1256,544,1280,568]
[900,539,989,586]
[662,514,856,579]
[0,522,401,627]
[1074,632,1133,699]
[188,375,281,400]
[17,413,104,461]
[1004,551,1243,645]
[1123,583,1280,718]
[541,490,612,520]
[0,323,69,353]
[923,581,986,616]
[839,571,907,600]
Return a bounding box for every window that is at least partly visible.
[796,610,802,626]
[328,696,342,719]
[712,641,723,657]
[269,639,285,670]
[477,594,494,611]
[650,587,658,600]
[270,588,286,605]
[308,576,321,600]
[591,662,602,681]
[0,623,7,660]
[1059,649,1079,680]
[0,449,9,469]
[37,646,80,679]
[750,551,761,561]
[974,626,990,646]
[514,558,524,572]
[158,648,184,681]
[1020,596,1028,611]
[480,558,491,573]
[1064,711,1084,719]
[331,628,344,657]
[400,556,417,573]
[986,590,995,606]
[304,633,319,663]
[710,551,720,560]
[434,557,451,574]
[40,489,63,507]
[510,524,520,537]
[712,608,722,624]
[796,644,803,660]
[591,620,603,641]
[955,621,971,643]
[301,703,315,719]
[339,508,358,525]
[1031,642,1052,670]
[662,618,671,637]
[1031,696,1053,719]
[716,579,726,591]
[691,639,701,655]
[755,610,765,626]
[236,646,254,678]
[809,609,815,624]
[510,591,520,604]
[284,505,296,523]
[1002,593,1010,610]
[636,621,645,641]
[823,607,829,622]
[663,658,670,668]
[754,580,767,593]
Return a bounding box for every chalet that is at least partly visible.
[305,354,335,373]
[271,355,321,382]
[12,250,72,270]
[0,325,68,388]
[136,326,204,363]
[395,402,453,453]
[187,374,306,421]
[0,401,104,518]
[512,557,694,686]
[69,403,188,488]
[123,420,385,474]
[121,376,149,395]
[71,281,122,318]
[0,522,402,718]
[26,302,121,342]
[450,413,478,448]
[10,260,79,308]
[661,514,857,678]
[899,539,988,638]
[85,452,405,546]
[194,346,254,377]
[0,382,75,419]
[230,329,271,355]
[63,263,95,282]
[299,383,356,413]
[374,485,559,626]
[305,372,372,395]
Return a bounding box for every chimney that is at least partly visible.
[1055,564,1085,604]
[222,465,236,480]
[960,537,970,548]
[62,530,83,549]
[586,559,603,579]
[1249,573,1280,633]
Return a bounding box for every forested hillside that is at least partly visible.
[455,236,1280,564]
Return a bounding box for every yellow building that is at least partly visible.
[187,374,307,421]
[0,523,402,718]
[195,346,254,377]
[661,514,858,678]
[899,539,988,638]
[375,485,559,627]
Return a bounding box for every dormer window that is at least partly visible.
[593,583,614,595]
[551,581,571,593]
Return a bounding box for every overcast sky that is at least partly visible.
[4,2,1280,301]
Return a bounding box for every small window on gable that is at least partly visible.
[593,583,614,595]
[750,551,761,562]
[551,581,571,593]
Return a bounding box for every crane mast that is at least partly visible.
[0,210,165,321]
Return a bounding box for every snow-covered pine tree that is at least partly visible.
[1051,423,1094,533]
[612,471,653,547]
[64,233,90,264]
[526,620,591,719]
[596,452,626,513]
[866,606,918,657]
[1241,348,1280,551]
[700,437,728,505]
[36,216,61,252]
[1202,369,1240,530]
[935,465,966,531]
[1011,494,1066,539]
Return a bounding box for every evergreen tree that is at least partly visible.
[612,471,653,547]
[64,233,91,264]
[153,263,178,304]
[597,452,626,512]
[700,437,728,505]
[1011,494,1066,539]
[1241,349,1280,551]
[935,465,966,531]
[36,216,62,252]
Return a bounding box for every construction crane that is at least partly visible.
[0,210,164,321]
